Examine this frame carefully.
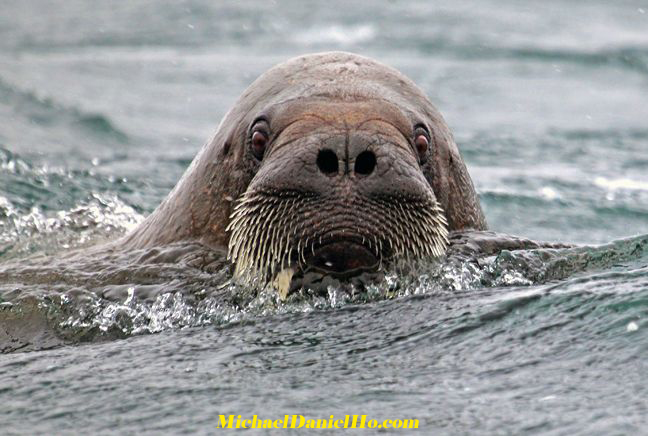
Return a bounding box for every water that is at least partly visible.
[1,1,648,433]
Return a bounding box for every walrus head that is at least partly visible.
[122,52,487,288]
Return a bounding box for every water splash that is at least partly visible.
[2,232,645,353]
[0,193,143,259]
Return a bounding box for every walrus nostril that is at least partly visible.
[354,150,376,175]
[316,149,339,175]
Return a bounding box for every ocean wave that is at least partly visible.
[291,24,376,46]
[414,41,648,73]
[0,76,129,143]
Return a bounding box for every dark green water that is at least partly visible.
[1,1,648,434]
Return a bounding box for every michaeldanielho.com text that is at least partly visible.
[217,415,419,430]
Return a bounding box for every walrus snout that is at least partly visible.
[310,128,393,183]
[227,121,450,285]
[316,148,377,177]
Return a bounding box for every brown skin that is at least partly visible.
[121,52,487,274]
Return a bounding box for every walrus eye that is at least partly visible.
[413,127,430,162]
[251,130,268,160]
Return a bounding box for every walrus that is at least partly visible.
[121,51,487,291]
[1,51,605,353]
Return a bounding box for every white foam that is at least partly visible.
[594,176,648,192]
[539,186,559,200]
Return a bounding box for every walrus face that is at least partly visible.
[226,98,449,286]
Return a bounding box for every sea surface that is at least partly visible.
[1,1,648,434]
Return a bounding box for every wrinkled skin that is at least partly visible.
[122,52,487,281]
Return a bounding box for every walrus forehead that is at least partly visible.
[264,98,417,138]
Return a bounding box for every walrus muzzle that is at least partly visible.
[226,111,449,287]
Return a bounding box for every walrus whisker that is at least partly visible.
[226,187,449,287]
